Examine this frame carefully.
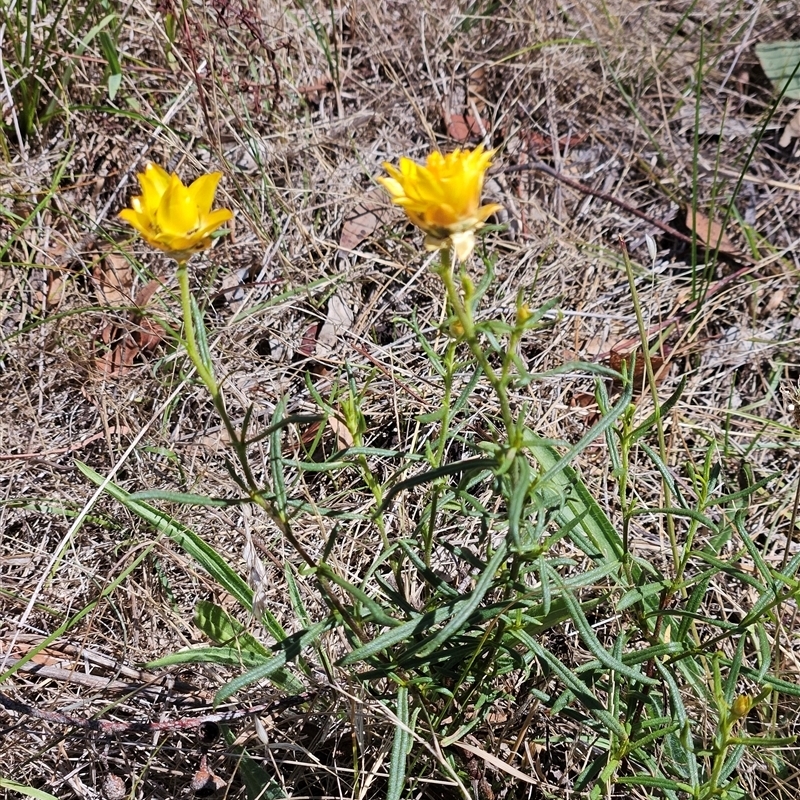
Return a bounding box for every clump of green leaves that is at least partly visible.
[77,239,800,798]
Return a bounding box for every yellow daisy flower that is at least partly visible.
[378,144,502,261]
[119,162,232,260]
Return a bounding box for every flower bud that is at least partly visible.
[731,694,752,719]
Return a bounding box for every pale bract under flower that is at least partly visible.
[119,162,232,260]
[378,144,502,261]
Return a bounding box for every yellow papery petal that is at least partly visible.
[194,208,233,240]
[383,162,405,182]
[157,176,199,236]
[119,207,150,237]
[138,162,171,211]
[398,157,418,178]
[188,172,223,216]
[145,162,171,192]
[476,202,503,223]
[376,176,404,198]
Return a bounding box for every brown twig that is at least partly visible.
[0,426,131,461]
[500,161,747,254]
[0,691,313,735]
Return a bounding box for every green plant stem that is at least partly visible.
[436,249,517,443]
[424,339,457,567]
[175,260,356,629]
[177,261,218,395]
[621,242,679,569]
[434,245,530,719]
[176,262,253,483]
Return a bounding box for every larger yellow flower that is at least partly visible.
[119,162,232,260]
[378,144,502,261]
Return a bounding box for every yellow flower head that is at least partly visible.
[378,144,502,261]
[119,162,232,260]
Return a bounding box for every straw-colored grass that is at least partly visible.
[2,1,800,798]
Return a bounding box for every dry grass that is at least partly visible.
[3,0,800,798]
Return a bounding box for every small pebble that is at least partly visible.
[102,774,126,800]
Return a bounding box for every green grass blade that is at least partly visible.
[0,780,60,800]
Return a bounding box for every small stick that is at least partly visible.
[0,691,312,735]
[500,161,736,253]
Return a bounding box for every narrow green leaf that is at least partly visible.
[398,540,460,599]
[76,461,253,611]
[98,30,121,72]
[270,399,288,514]
[723,634,747,704]
[129,490,237,507]
[377,458,496,516]
[386,686,410,800]
[215,618,333,703]
[339,605,456,666]
[286,565,312,627]
[188,293,213,375]
[417,407,447,423]
[628,722,681,753]
[655,660,699,785]
[244,413,324,446]
[617,580,669,612]
[638,440,686,508]
[320,566,401,628]
[510,630,628,737]
[147,646,268,669]
[574,641,683,675]
[194,600,270,656]
[507,456,531,550]
[0,780,60,800]
[224,729,287,800]
[630,505,718,533]
[107,72,121,101]
[528,443,623,565]
[560,588,657,685]
[75,13,117,55]
[413,540,508,658]
[630,376,686,442]
[616,775,694,792]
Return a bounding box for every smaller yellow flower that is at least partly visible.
[378,144,502,262]
[119,162,232,260]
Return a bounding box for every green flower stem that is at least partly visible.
[423,338,457,567]
[436,249,517,444]
[176,262,264,497]
[175,261,323,578]
[436,245,524,670]
[176,261,218,397]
